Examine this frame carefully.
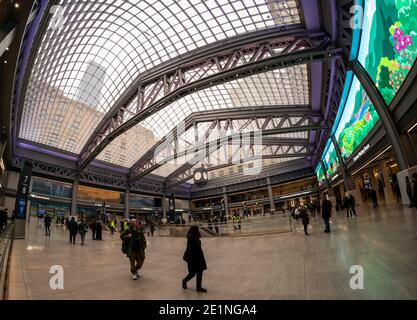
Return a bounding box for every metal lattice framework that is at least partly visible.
[76,29,340,173]
[129,106,324,183]
[314,0,353,167]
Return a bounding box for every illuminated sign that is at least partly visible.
[353,144,371,162]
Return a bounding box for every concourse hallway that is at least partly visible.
[7,204,417,300]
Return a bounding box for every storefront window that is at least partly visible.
[32,177,73,198]
[129,194,155,207]
[77,185,123,204]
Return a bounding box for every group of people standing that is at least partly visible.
[343,194,357,217]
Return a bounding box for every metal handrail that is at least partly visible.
[157,213,292,237]
[0,223,14,300]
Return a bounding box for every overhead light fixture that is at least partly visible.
[6,47,9,51]
[408,121,417,133]
[4,61,7,64]
[14,2,20,8]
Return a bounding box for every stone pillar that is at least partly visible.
[379,161,396,204]
[71,177,79,216]
[162,189,167,220]
[124,189,130,219]
[353,176,363,206]
[397,165,417,206]
[222,186,228,217]
[267,177,275,213]
[25,178,33,223]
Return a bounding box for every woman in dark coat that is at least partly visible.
[95,220,103,240]
[299,208,310,235]
[182,226,207,293]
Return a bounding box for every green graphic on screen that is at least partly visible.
[322,141,340,178]
[334,73,380,160]
[357,0,417,106]
[316,163,326,186]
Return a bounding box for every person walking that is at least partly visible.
[406,176,413,208]
[213,216,219,234]
[90,218,97,240]
[182,226,208,293]
[322,196,332,233]
[121,219,147,280]
[343,195,353,218]
[369,188,378,209]
[0,209,5,232]
[110,219,116,234]
[120,219,125,232]
[412,173,417,209]
[78,219,88,245]
[96,220,103,240]
[300,207,310,235]
[150,221,155,237]
[68,217,78,244]
[44,214,52,236]
[349,194,357,216]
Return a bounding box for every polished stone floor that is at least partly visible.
[7,202,417,300]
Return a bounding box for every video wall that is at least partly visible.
[334,72,380,161]
[315,163,326,186]
[355,0,417,106]
[323,140,340,178]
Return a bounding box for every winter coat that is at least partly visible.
[44,216,52,226]
[321,199,332,219]
[121,226,147,258]
[68,220,78,232]
[183,235,207,273]
[300,210,309,225]
[78,221,88,235]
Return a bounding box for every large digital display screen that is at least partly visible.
[315,163,326,186]
[333,72,380,161]
[322,140,340,178]
[355,0,417,106]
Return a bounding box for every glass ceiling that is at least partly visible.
[18,0,308,180]
[20,0,301,150]
[98,64,310,167]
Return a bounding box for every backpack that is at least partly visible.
[120,231,130,254]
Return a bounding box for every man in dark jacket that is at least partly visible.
[300,208,310,235]
[95,220,103,240]
[44,214,52,236]
[369,188,378,208]
[121,219,147,280]
[182,226,207,292]
[412,173,417,209]
[68,217,78,244]
[406,176,413,208]
[322,196,332,233]
[343,196,352,218]
[349,194,357,216]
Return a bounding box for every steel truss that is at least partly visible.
[11,156,190,197]
[315,0,353,165]
[164,136,317,189]
[129,107,324,182]
[76,28,341,173]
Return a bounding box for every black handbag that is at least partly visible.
[183,250,190,262]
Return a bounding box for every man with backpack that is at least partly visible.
[78,219,88,245]
[121,219,147,280]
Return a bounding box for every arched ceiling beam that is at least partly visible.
[129,105,323,179]
[129,109,325,183]
[75,28,341,174]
